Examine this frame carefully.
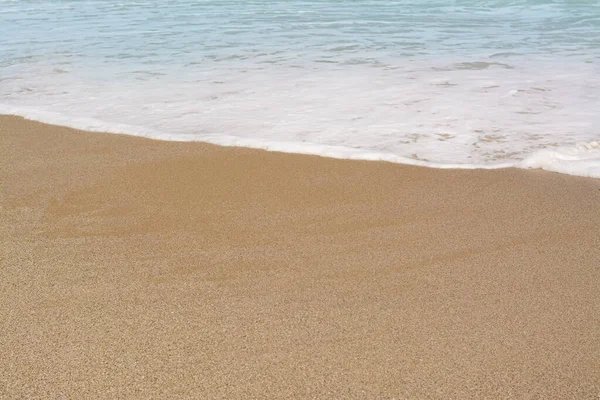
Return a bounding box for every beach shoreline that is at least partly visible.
[2,114,599,398]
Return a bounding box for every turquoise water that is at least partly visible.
[1,0,599,175]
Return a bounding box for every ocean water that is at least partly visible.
[1,0,599,177]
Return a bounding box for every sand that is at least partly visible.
[1,115,599,399]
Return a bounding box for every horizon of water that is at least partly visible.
[1,0,599,177]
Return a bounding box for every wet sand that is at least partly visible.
[1,115,599,399]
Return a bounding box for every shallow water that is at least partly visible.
[1,0,599,176]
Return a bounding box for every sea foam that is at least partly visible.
[2,104,599,178]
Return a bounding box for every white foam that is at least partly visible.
[3,104,599,178]
[520,142,600,178]
[2,59,599,179]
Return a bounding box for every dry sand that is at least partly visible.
[1,115,599,399]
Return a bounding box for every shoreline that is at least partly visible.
[2,109,598,178]
[2,115,599,398]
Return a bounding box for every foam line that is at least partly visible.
[3,105,598,178]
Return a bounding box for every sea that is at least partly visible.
[1,0,599,177]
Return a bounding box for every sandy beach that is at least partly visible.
[1,114,599,398]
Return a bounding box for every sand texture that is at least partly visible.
[1,115,600,399]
